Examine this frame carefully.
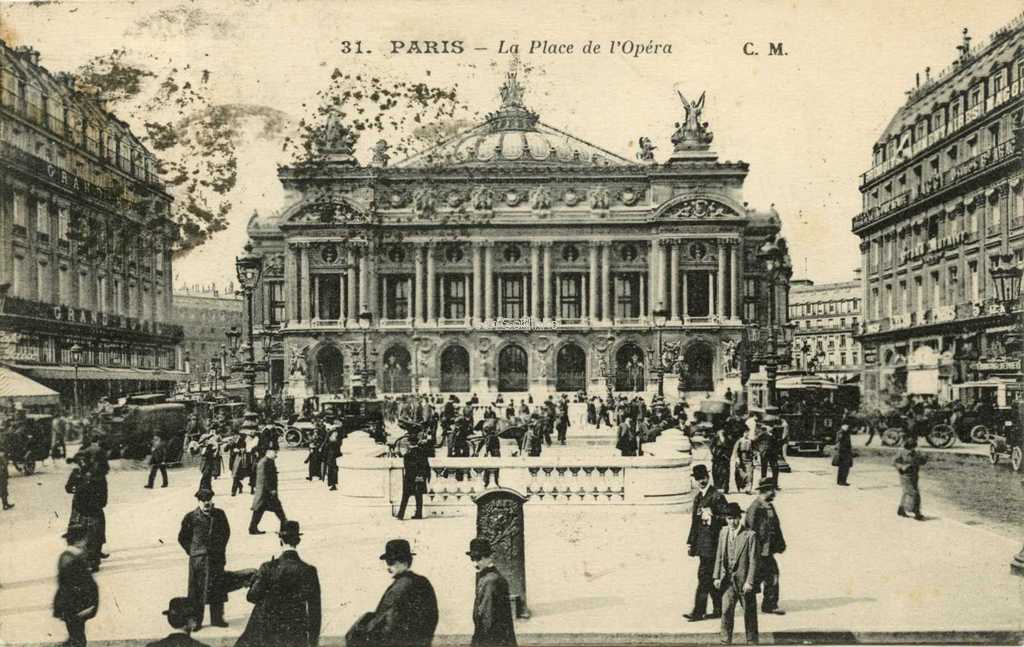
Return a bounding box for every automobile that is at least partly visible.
[940,380,1020,444]
[320,397,386,443]
[988,385,1024,471]
[755,375,851,456]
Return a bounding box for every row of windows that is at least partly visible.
[12,335,175,369]
[795,316,859,330]
[788,298,859,317]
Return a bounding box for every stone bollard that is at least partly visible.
[473,487,531,619]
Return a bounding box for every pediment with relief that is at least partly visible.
[286,199,368,225]
[656,197,740,220]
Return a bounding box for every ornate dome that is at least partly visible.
[397,69,633,169]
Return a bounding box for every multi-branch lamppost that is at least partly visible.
[988,251,1024,576]
[357,309,375,396]
[754,240,794,409]
[69,343,83,418]
[234,243,266,413]
[652,305,670,397]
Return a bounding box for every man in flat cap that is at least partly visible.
[745,478,786,615]
[236,521,321,647]
[350,539,438,647]
[713,502,759,645]
[683,464,728,622]
[467,538,516,647]
[146,597,208,647]
[178,488,231,629]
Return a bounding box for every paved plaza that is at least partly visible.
[1,437,1022,645]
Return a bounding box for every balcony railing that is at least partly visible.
[860,77,1023,186]
[854,139,1019,232]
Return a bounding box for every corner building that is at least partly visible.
[0,42,183,408]
[853,17,1024,404]
[248,73,786,401]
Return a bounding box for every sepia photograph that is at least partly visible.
[0,1,1022,645]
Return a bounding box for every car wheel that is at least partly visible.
[882,428,902,447]
[284,429,304,448]
[1012,446,1023,473]
[927,424,954,449]
[970,425,989,444]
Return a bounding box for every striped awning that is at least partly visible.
[0,366,60,404]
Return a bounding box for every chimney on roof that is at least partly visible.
[925,66,931,81]
[957,27,972,61]
[13,46,41,66]
[915,72,920,89]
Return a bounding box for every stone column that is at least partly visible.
[669,241,680,319]
[472,243,483,322]
[730,241,739,320]
[600,242,611,323]
[367,243,377,318]
[299,243,310,322]
[647,241,657,316]
[708,272,715,317]
[530,243,540,320]
[346,248,357,322]
[682,269,689,319]
[588,243,599,322]
[426,242,436,324]
[415,243,425,322]
[312,273,320,320]
[484,243,494,321]
[542,242,553,321]
[463,274,471,322]
[358,244,369,313]
[717,241,727,319]
[337,274,345,322]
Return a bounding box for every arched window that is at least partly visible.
[440,345,470,392]
[615,343,645,392]
[555,344,586,392]
[498,344,529,392]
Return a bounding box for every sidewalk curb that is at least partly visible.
[20,629,1024,646]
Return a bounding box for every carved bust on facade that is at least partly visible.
[413,187,436,215]
[471,186,495,210]
[590,186,610,210]
[529,186,552,210]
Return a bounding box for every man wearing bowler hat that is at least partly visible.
[358,539,438,647]
[713,502,759,645]
[178,488,231,629]
[146,597,208,647]
[53,524,98,647]
[745,478,786,615]
[467,538,516,647]
[236,521,321,647]
[684,464,728,622]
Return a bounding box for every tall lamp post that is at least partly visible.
[756,241,793,409]
[70,343,83,418]
[357,309,374,397]
[988,251,1024,576]
[235,244,264,412]
[652,305,670,397]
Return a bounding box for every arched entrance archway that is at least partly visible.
[555,344,586,392]
[382,345,412,393]
[440,345,470,392]
[314,345,344,395]
[615,343,645,392]
[498,344,529,392]
[682,343,714,391]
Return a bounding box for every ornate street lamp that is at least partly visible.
[652,304,669,397]
[756,240,793,409]
[357,308,374,397]
[235,243,264,412]
[988,251,1024,576]
[70,343,83,418]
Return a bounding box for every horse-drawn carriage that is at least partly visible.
[1,413,53,475]
[285,397,386,447]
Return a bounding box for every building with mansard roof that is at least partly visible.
[852,15,1024,405]
[787,278,862,383]
[246,71,789,401]
[0,41,184,410]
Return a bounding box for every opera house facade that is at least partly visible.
[246,72,788,402]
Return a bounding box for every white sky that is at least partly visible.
[2,0,1021,289]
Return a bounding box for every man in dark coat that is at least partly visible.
[834,424,854,486]
[250,449,288,534]
[146,597,208,647]
[322,431,342,491]
[146,435,169,489]
[397,436,431,520]
[684,464,728,621]
[178,488,231,628]
[65,460,106,571]
[236,521,321,647]
[744,479,786,615]
[467,538,516,647]
[0,448,13,509]
[53,525,98,647]
[351,539,438,647]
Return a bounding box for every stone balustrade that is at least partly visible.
[338,438,693,510]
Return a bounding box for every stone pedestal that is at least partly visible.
[473,488,531,619]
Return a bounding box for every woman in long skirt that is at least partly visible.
[893,437,927,520]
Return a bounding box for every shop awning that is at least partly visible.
[0,366,61,405]
[11,364,188,383]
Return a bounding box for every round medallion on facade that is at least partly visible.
[503,245,522,262]
[444,244,465,263]
[620,188,639,206]
[388,192,406,208]
[446,190,464,208]
[689,242,707,260]
[504,189,522,206]
[320,243,339,264]
[388,246,406,263]
[563,189,581,206]
[562,244,580,262]
[619,244,638,261]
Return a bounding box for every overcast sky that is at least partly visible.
[3,0,1021,289]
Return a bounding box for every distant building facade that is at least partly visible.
[852,17,1024,404]
[787,278,861,383]
[172,285,245,391]
[0,41,183,409]
[246,71,791,402]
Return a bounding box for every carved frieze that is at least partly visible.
[661,198,738,220]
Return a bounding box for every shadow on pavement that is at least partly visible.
[528,595,627,616]
[782,597,875,613]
